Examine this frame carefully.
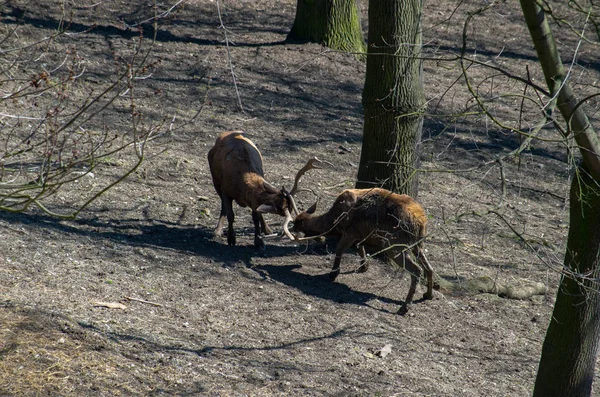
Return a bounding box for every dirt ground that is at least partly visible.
[1,0,600,396]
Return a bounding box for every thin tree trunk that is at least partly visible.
[533,167,600,397]
[518,1,600,395]
[287,0,365,53]
[356,0,424,197]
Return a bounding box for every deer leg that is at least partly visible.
[259,213,272,235]
[213,194,227,238]
[330,235,355,281]
[355,244,369,273]
[391,251,422,315]
[252,210,266,250]
[415,247,434,300]
[223,196,236,246]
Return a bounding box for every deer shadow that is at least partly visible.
[249,247,429,315]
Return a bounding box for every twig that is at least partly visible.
[124,0,186,27]
[123,296,163,307]
[216,0,244,112]
[1,224,29,235]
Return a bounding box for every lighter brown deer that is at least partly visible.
[293,188,434,314]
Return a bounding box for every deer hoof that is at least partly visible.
[254,236,266,250]
[328,270,340,281]
[397,304,409,315]
[227,235,236,246]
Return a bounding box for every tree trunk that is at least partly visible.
[518,1,600,395]
[355,0,425,197]
[287,0,365,53]
[533,167,600,397]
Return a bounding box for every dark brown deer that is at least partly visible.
[208,131,328,249]
[293,188,434,314]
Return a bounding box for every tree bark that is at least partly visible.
[518,1,600,396]
[533,166,600,397]
[287,0,365,53]
[355,0,425,197]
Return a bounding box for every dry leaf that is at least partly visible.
[376,344,393,358]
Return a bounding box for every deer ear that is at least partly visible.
[256,204,277,214]
[306,201,318,214]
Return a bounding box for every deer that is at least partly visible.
[207,131,330,249]
[292,188,434,314]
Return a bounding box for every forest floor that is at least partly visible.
[1,0,599,396]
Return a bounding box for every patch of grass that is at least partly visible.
[0,305,180,396]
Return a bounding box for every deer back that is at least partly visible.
[345,189,427,247]
[208,131,266,204]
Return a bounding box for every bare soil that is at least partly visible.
[1,0,599,396]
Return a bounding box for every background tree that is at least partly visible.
[355,0,425,197]
[517,2,600,395]
[287,0,365,53]
[454,1,600,394]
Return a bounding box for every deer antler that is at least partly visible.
[281,208,296,241]
[289,157,334,196]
